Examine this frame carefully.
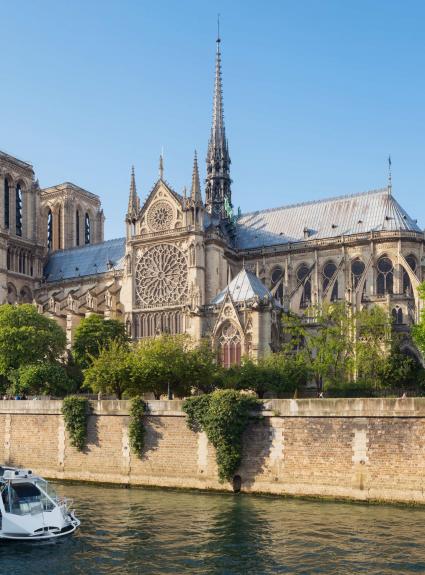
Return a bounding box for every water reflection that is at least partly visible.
[1,483,425,574]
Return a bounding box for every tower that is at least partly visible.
[205,33,232,219]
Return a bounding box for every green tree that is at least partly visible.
[84,340,133,399]
[130,335,191,399]
[10,363,75,397]
[0,304,66,378]
[412,283,425,357]
[72,315,128,369]
[185,339,222,394]
[282,303,353,392]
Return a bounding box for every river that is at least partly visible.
[1,482,425,574]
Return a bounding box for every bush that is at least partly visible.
[183,390,260,482]
[9,363,75,397]
[62,396,90,451]
[128,397,147,457]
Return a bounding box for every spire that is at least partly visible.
[190,151,203,204]
[127,165,140,217]
[205,28,232,219]
[388,154,392,195]
[159,154,164,180]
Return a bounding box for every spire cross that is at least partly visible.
[217,13,220,43]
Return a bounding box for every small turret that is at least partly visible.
[186,151,204,228]
[126,166,140,237]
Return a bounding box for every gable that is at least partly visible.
[139,180,185,234]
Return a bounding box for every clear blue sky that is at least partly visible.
[1,0,425,239]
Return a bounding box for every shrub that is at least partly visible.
[128,396,147,457]
[62,396,90,451]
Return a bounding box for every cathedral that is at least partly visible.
[0,36,423,365]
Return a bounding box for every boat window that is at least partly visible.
[4,482,54,515]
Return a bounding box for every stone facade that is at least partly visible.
[1,398,425,503]
[0,35,424,358]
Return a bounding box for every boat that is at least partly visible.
[0,466,80,540]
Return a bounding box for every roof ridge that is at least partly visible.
[238,187,389,219]
[48,237,125,256]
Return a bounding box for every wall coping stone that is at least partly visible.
[1,397,425,417]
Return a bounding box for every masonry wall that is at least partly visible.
[1,398,425,504]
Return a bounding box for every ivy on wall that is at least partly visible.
[129,396,147,457]
[61,396,90,451]
[183,390,260,483]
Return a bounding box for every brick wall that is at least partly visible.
[1,398,425,503]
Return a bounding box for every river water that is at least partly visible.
[1,482,425,574]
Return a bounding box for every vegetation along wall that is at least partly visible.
[1,398,425,504]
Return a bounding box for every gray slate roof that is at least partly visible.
[211,268,274,305]
[234,189,421,249]
[44,237,125,283]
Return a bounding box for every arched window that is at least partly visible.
[76,210,80,246]
[403,254,417,296]
[57,207,62,249]
[47,209,53,250]
[4,178,9,228]
[376,256,394,295]
[218,322,242,368]
[85,213,91,244]
[322,261,338,301]
[6,249,11,270]
[297,264,312,308]
[392,307,403,325]
[271,266,284,303]
[351,258,365,290]
[16,183,23,236]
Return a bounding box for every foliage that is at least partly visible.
[185,339,223,394]
[412,282,425,357]
[84,341,133,399]
[9,363,76,397]
[182,390,260,482]
[61,396,90,451]
[282,303,354,391]
[73,315,128,369]
[128,397,147,457]
[0,304,66,378]
[130,335,193,399]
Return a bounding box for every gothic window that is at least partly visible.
[76,210,80,246]
[147,201,173,231]
[6,249,11,270]
[392,307,403,325]
[351,258,365,290]
[271,266,284,303]
[376,256,394,295]
[57,207,62,249]
[297,263,311,308]
[47,209,53,250]
[7,283,17,304]
[322,261,338,301]
[135,244,188,308]
[20,286,32,304]
[16,183,23,236]
[85,213,91,244]
[218,322,242,368]
[403,254,417,296]
[4,178,9,228]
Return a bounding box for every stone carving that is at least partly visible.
[135,243,188,307]
[147,201,173,232]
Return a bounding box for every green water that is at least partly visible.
[1,482,425,574]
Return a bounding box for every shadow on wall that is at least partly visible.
[142,415,164,457]
[237,418,272,490]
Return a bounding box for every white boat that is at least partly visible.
[0,466,80,540]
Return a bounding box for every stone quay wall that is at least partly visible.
[1,398,425,504]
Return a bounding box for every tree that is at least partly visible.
[84,341,133,399]
[72,315,128,369]
[412,283,425,357]
[185,339,222,394]
[130,335,192,399]
[0,304,66,378]
[10,363,75,397]
[282,303,353,392]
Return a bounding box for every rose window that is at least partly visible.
[135,244,188,307]
[147,201,173,231]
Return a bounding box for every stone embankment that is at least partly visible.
[1,397,425,504]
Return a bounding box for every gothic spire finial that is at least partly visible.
[388,154,392,195]
[191,150,202,204]
[127,165,139,217]
[205,27,232,219]
[159,153,164,180]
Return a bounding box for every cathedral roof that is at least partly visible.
[211,268,275,305]
[234,188,421,249]
[44,237,126,283]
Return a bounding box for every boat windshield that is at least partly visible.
[2,482,55,515]
[34,478,58,502]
